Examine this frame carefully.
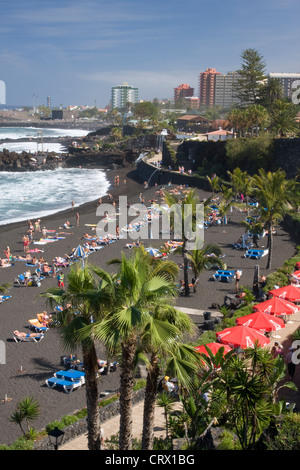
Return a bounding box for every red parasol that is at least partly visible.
[253,296,299,316]
[216,325,270,349]
[269,284,300,303]
[291,270,300,279]
[235,311,285,332]
[195,342,232,356]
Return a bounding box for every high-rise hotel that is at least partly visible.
[111,82,138,109]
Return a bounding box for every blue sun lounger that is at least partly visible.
[54,370,85,384]
[244,249,269,259]
[213,270,235,282]
[45,377,83,393]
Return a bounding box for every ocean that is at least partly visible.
[0,126,90,154]
[0,127,110,226]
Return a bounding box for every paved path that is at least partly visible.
[59,401,182,450]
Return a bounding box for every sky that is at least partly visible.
[1,0,299,108]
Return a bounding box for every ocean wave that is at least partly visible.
[0,127,91,141]
[0,167,110,226]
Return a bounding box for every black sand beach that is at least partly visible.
[0,166,298,445]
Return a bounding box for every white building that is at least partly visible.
[111,82,138,109]
[0,80,6,105]
[205,128,233,141]
[269,73,300,99]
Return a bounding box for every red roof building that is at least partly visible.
[174,83,194,104]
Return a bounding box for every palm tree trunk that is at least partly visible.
[82,344,101,450]
[141,352,160,450]
[183,241,189,296]
[119,336,136,450]
[266,222,273,269]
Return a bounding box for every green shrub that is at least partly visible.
[265,414,300,450]
[60,415,78,427]
[45,420,63,433]
[9,437,35,450]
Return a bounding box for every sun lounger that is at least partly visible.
[54,370,85,384]
[28,319,48,332]
[213,270,235,282]
[45,377,82,393]
[244,249,269,259]
[13,331,44,342]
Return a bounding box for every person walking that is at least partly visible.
[235,270,241,293]
[285,347,296,380]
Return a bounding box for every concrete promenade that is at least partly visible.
[60,401,182,450]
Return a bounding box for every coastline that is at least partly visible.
[0,164,299,446]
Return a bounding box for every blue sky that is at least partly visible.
[1,0,299,108]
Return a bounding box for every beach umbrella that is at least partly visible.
[73,245,86,258]
[195,342,232,356]
[253,297,299,316]
[195,342,233,368]
[291,270,300,281]
[269,284,300,303]
[216,325,270,349]
[73,245,86,268]
[145,247,160,257]
[235,311,285,332]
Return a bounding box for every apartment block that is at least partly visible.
[269,73,300,99]
[174,83,194,104]
[199,68,221,107]
[111,82,138,109]
[215,71,241,108]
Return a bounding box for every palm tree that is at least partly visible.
[10,396,40,438]
[269,100,299,137]
[246,104,270,136]
[41,265,113,450]
[259,77,283,109]
[86,250,179,450]
[163,189,201,296]
[141,305,198,450]
[250,169,298,269]
[206,174,221,196]
[187,244,224,285]
[213,348,273,450]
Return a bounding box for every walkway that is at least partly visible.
[59,401,182,450]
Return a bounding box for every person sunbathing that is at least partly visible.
[37,311,52,326]
[16,254,33,261]
[13,330,42,338]
[42,263,51,274]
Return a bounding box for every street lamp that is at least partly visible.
[48,427,65,450]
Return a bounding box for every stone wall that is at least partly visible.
[162,136,300,179]
[137,156,210,191]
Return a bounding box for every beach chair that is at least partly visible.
[15,274,26,285]
[13,331,44,342]
[54,370,85,385]
[0,296,11,304]
[28,319,48,333]
[45,377,82,393]
[244,249,269,260]
[213,270,235,283]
